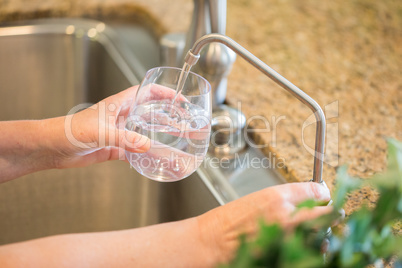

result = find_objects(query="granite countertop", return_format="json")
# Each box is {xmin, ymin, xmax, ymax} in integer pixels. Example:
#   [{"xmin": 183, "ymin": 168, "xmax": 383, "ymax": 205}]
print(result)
[{"xmin": 1, "ymin": 0, "xmax": 401, "ymax": 226}]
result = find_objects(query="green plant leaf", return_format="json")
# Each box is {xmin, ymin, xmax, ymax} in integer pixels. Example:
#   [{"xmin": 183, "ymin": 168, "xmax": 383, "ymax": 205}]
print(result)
[
  {"xmin": 220, "ymin": 235, "xmax": 255, "ymax": 268},
  {"xmin": 281, "ymin": 231, "xmax": 323, "ymax": 268},
  {"xmin": 386, "ymin": 138, "xmax": 402, "ymax": 181},
  {"xmin": 223, "ymin": 138, "xmax": 402, "ymax": 268},
  {"xmin": 331, "ymin": 166, "xmax": 362, "ymax": 211},
  {"xmin": 370, "ymin": 139, "xmax": 402, "ymax": 228},
  {"xmin": 296, "ymin": 199, "xmax": 320, "ymax": 210}
]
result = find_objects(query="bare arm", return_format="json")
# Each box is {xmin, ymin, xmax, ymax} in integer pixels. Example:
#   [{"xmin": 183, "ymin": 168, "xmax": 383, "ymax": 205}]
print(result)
[
  {"xmin": 0, "ymin": 86, "xmax": 150, "ymax": 183},
  {"xmin": 0, "ymin": 86, "xmax": 336, "ymax": 267},
  {"xmin": 0, "ymin": 120, "xmax": 53, "ymax": 182},
  {"xmin": 0, "ymin": 182, "xmax": 333, "ymax": 267},
  {"xmin": 0, "ymin": 218, "xmax": 216, "ymax": 268}
]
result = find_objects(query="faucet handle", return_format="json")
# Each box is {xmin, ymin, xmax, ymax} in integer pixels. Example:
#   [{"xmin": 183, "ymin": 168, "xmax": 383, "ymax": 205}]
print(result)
[
  {"xmin": 208, "ymin": 0, "xmax": 227, "ymax": 34},
  {"xmin": 185, "ymin": 33, "xmax": 326, "ymax": 183},
  {"xmin": 197, "ymin": 42, "xmax": 236, "ymax": 106},
  {"xmin": 160, "ymin": 33, "xmax": 186, "ymax": 67},
  {"xmin": 185, "ymin": 0, "xmax": 210, "ymax": 54}
]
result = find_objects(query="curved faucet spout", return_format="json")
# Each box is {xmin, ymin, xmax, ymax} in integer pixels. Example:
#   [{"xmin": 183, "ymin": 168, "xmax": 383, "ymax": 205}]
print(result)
[{"xmin": 184, "ymin": 33, "xmax": 326, "ymax": 183}]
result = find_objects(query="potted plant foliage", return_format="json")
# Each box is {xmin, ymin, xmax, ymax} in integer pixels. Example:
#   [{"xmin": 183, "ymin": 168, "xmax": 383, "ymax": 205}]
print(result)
[{"xmin": 222, "ymin": 139, "xmax": 402, "ymax": 268}]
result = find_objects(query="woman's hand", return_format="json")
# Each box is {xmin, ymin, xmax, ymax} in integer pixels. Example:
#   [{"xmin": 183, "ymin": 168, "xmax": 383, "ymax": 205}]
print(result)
[
  {"xmin": 48, "ymin": 86, "xmax": 150, "ymax": 169},
  {"xmin": 0, "ymin": 86, "xmax": 150, "ymax": 182},
  {"xmin": 196, "ymin": 181, "xmax": 335, "ymax": 264},
  {"xmin": 0, "ymin": 85, "xmax": 340, "ymax": 266},
  {"xmin": 0, "ymin": 84, "xmax": 194, "ymax": 183},
  {"xmin": 0, "ymin": 182, "xmax": 338, "ymax": 267}
]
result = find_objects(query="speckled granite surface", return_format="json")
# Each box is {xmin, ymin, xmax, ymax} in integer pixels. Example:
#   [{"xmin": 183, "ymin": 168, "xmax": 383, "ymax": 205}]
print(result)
[
  {"xmin": 224, "ymin": 1, "xmax": 401, "ymax": 229},
  {"xmin": 1, "ymin": 0, "xmax": 401, "ymax": 226}
]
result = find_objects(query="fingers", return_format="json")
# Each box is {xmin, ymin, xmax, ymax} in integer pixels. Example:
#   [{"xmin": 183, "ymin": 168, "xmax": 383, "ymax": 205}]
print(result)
[
  {"xmin": 278, "ymin": 182, "xmax": 331, "ymax": 205},
  {"xmin": 289, "ymin": 206, "xmax": 333, "ymax": 228},
  {"xmin": 98, "ymin": 147, "xmax": 131, "ymax": 163},
  {"xmin": 114, "ymin": 86, "xmax": 140, "ymax": 102},
  {"xmin": 150, "ymin": 84, "xmax": 189, "ymax": 102},
  {"xmin": 117, "ymin": 129, "xmax": 150, "ymax": 153},
  {"xmin": 102, "ymin": 125, "xmax": 150, "ymax": 153},
  {"xmin": 77, "ymin": 86, "xmax": 150, "ymax": 153},
  {"xmin": 136, "ymin": 84, "xmax": 189, "ymax": 104},
  {"xmin": 106, "ymin": 86, "xmax": 140, "ymax": 118},
  {"xmin": 117, "ymin": 86, "xmax": 140, "ymax": 114},
  {"xmin": 332, "ymin": 208, "xmax": 345, "ymax": 227}
]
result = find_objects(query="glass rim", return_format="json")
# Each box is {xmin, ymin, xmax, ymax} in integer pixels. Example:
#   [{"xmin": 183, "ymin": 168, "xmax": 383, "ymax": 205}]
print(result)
[{"xmin": 145, "ymin": 66, "xmax": 212, "ymax": 97}]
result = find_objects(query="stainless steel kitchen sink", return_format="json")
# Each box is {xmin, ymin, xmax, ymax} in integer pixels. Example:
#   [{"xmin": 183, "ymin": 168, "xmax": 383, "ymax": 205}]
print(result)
[
  {"xmin": 0, "ymin": 19, "xmax": 221, "ymax": 245},
  {"xmin": 0, "ymin": 18, "xmax": 284, "ymax": 245}
]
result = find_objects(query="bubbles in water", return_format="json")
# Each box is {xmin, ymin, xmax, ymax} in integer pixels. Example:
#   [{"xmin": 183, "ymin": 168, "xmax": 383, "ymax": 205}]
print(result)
[
  {"xmin": 190, "ymin": 120, "xmax": 198, "ymax": 129},
  {"xmin": 126, "ymin": 100, "xmax": 210, "ymax": 182}
]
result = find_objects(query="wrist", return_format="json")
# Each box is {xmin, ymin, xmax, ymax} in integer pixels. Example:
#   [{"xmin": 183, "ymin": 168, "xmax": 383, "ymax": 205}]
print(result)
[
  {"xmin": 195, "ymin": 210, "xmax": 240, "ymax": 266},
  {"xmin": 17, "ymin": 117, "xmax": 72, "ymax": 171},
  {"xmin": 23, "ymin": 118, "xmax": 63, "ymax": 171},
  {"xmin": 38, "ymin": 116, "xmax": 85, "ymax": 170},
  {"xmin": 37, "ymin": 117, "xmax": 67, "ymax": 169}
]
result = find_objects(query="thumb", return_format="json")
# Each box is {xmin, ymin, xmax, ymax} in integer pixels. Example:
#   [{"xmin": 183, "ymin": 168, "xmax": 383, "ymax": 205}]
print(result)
[{"xmin": 115, "ymin": 128, "xmax": 151, "ymax": 153}]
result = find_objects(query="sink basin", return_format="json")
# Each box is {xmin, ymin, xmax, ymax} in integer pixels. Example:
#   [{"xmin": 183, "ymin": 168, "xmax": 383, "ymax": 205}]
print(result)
[
  {"xmin": 0, "ymin": 18, "xmax": 285, "ymax": 245},
  {"xmin": 0, "ymin": 19, "xmax": 220, "ymax": 245}
]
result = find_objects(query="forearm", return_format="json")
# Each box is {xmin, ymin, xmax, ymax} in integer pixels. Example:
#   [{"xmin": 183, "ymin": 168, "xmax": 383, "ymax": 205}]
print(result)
[
  {"xmin": 0, "ymin": 119, "xmax": 64, "ymax": 183},
  {"xmin": 0, "ymin": 217, "xmax": 219, "ymax": 268}
]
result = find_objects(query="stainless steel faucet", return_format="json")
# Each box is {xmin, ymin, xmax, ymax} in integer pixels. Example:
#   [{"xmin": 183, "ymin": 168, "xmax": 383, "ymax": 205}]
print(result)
[
  {"xmin": 184, "ymin": 34, "xmax": 327, "ymax": 184},
  {"xmin": 160, "ymin": 2, "xmax": 326, "ymax": 184},
  {"xmin": 160, "ymin": 0, "xmax": 236, "ymax": 107}
]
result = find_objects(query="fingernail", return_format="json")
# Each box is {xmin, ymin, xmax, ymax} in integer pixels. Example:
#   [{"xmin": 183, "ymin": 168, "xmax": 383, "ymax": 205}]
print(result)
[
  {"xmin": 319, "ymin": 183, "xmax": 331, "ymax": 200},
  {"xmin": 135, "ymin": 147, "xmax": 149, "ymax": 153},
  {"xmin": 321, "ymin": 180, "xmax": 330, "ymax": 191},
  {"xmin": 332, "ymin": 210, "xmax": 346, "ymax": 227}
]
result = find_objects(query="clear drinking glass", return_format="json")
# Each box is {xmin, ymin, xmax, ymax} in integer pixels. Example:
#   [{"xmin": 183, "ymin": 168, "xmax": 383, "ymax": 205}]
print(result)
[{"xmin": 125, "ymin": 67, "xmax": 212, "ymax": 182}]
